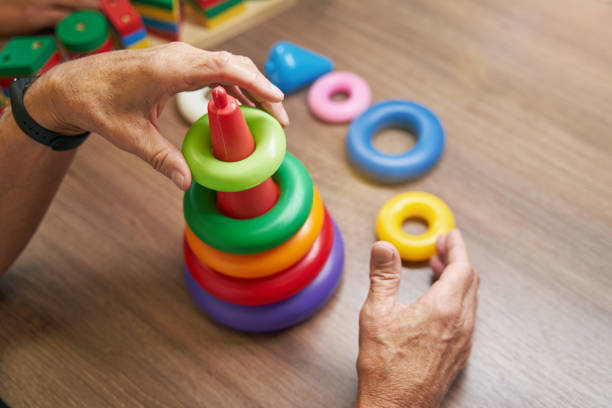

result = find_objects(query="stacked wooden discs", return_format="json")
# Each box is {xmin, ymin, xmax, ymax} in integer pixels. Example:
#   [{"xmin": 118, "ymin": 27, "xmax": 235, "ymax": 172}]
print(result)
[
  {"xmin": 101, "ymin": 0, "xmax": 150, "ymax": 49},
  {"xmin": 55, "ymin": 10, "xmax": 114, "ymax": 59},
  {"xmin": 132, "ymin": 0, "xmax": 181, "ymax": 41}
]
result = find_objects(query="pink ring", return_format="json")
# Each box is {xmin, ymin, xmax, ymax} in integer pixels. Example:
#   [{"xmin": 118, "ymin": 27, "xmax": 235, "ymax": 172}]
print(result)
[{"xmin": 307, "ymin": 71, "xmax": 371, "ymax": 123}]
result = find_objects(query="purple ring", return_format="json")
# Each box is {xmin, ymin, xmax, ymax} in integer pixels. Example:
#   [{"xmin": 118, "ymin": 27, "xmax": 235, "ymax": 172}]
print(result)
[{"xmin": 184, "ymin": 220, "xmax": 344, "ymax": 332}]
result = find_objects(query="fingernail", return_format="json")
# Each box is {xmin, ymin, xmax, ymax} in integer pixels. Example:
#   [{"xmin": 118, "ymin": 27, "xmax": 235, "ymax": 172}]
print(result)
[
  {"xmin": 171, "ymin": 171, "xmax": 185, "ymax": 189},
  {"xmin": 272, "ymin": 86, "xmax": 284, "ymax": 99},
  {"xmin": 279, "ymin": 108, "xmax": 290, "ymax": 126},
  {"xmin": 449, "ymin": 228, "xmax": 462, "ymax": 241},
  {"xmin": 372, "ymin": 243, "xmax": 394, "ymax": 265}
]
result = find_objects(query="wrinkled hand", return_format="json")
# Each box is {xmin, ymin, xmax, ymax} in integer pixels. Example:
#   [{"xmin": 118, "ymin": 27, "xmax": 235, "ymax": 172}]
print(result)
[
  {"xmin": 0, "ymin": 0, "xmax": 100, "ymax": 36},
  {"xmin": 356, "ymin": 230, "xmax": 479, "ymax": 408},
  {"xmin": 24, "ymin": 42, "xmax": 287, "ymax": 190}
]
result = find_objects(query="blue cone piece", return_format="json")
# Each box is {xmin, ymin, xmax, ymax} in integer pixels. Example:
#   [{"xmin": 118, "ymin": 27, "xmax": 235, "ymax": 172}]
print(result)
[{"xmin": 265, "ymin": 41, "xmax": 334, "ymax": 94}]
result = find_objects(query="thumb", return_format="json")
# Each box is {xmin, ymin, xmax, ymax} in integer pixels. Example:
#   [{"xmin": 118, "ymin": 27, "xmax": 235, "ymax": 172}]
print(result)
[
  {"xmin": 366, "ymin": 241, "xmax": 402, "ymax": 308},
  {"xmin": 132, "ymin": 126, "xmax": 192, "ymax": 190}
]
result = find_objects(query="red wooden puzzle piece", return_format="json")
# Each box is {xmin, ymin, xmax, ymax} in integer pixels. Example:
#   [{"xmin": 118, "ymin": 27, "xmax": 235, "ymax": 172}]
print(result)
[{"xmin": 101, "ymin": 0, "xmax": 144, "ymax": 37}]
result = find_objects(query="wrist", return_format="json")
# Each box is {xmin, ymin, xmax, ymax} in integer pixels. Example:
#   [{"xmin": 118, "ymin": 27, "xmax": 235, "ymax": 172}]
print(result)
[{"xmin": 23, "ymin": 74, "xmax": 85, "ymax": 136}]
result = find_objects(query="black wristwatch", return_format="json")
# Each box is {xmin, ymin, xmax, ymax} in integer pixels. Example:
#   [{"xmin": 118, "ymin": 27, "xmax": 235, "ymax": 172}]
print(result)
[{"xmin": 8, "ymin": 77, "xmax": 89, "ymax": 151}]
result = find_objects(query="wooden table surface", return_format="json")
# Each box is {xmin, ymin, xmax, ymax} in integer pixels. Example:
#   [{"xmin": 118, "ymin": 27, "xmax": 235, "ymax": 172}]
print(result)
[{"xmin": 2, "ymin": 1, "xmax": 612, "ymax": 407}]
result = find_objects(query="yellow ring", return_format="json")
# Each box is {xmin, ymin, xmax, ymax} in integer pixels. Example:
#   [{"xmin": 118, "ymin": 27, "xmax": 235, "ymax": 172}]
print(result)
[
  {"xmin": 376, "ymin": 192, "xmax": 455, "ymax": 261},
  {"xmin": 185, "ymin": 188, "xmax": 325, "ymax": 279}
]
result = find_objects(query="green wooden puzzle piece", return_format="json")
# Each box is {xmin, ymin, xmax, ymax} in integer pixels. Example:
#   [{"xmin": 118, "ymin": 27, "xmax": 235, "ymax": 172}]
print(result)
[{"xmin": 0, "ymin": 36, "xmax": 57, "ymax": 77}]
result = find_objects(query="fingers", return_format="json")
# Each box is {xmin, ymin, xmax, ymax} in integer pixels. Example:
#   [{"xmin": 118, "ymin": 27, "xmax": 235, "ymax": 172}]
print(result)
[
  {"xmin": 463, "ymin": 264, "xmax": 480, "ymax": 316},
  {"xmin": 365, "ymin": 241, "xmax": 402, "ymax": 310},
  {"xmin": 445, "ymin": 229, "xmax": 470, "ymax": 264},
  {"xmin": 430, "ymin": 229, "xmax": 469, "ymax": 278},
  {"xmin": 209, "ymin": 84, "xmax": 288, "ymax": 126},
  {"xmin": 34, "ymin": 8, "xmax": 73, "ymax": 28},
  {"xmin": 435, "ymin": 232, "xmax": 448, "ymax": 263},
  {"xmin": 225, "ymin": 85, "xmax": 255, "ymax": 107},
  {"xmin": 239, "ymin": 87, "xmax": 289, "ymax": 127},
  {"xmin": 162, "ymin": 44, "xmax": 289, "ymax": 126},
  {"xmin": 210, "ymin": 51, "xmax": 284, "ymax": 102},
  {"xmin": 423, "ymin": 229, "xmax": 476, "ymax": 304},
  {"xmin": 131, "ymin": 125, "xmax": 192, "ymax": 190},
  {"xmin": 50, "ymin": 0, "xmax": 100, "ymax": 9},
  {"xmin": 264, "ymin": 101, "xmax": 290, "ymax": 127},
  {"xmin": 429, "ymin": 254, "xmax": 445, "ymax": 278},
  {"xmin": 430, "ymin": 263, "xmax": 475, "ymax": 303},
  {"xmin": 33, "ymin": 0, "xmax": 100, "ymax": 31}
]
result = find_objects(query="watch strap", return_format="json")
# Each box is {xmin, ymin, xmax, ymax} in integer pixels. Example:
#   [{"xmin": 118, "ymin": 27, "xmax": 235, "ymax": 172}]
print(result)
[{"xmin": 9, "ymin": 77, "xmax": 89, "ymax": 151}]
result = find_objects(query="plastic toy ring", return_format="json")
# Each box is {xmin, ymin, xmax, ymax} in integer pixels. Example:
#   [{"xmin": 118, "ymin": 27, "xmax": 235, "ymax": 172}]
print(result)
[
  {"xmin": 182, "ymin": 106, "xmax": 287, "ymax": 192},
  {"xmin": 307, "ymin": 71, "xmax": 371, "ymax": 123},
  {"xmin": 376, "ymin": 191, "xmax": 455, "ymax": 262},
  {"xmin": 347, "ymin": 100, "xmax": 444, "ymax": 183},
  {"xmin": 184, "ymin": 210, "xmax": 333, "ymax": 305},
  {"xmin": 185, "ymin": 187, "xmax": 324, "ymax": 277},
  {"xmin": 184, "ymin": 152, "xmax": 314, "ymax": 254},
  {"xmin": 184, "ymin": 219, "xmax": 344, "ymax": 332}
]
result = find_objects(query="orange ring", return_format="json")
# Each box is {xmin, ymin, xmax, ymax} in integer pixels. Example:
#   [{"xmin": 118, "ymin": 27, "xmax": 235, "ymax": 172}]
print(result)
[{"xmin": 185, "ymin": 188, "xmax": 325, "ymax": 279}]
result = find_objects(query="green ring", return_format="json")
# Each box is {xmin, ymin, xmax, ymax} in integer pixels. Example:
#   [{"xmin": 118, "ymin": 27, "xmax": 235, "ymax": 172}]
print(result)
[
  {"xmin": 182, "ymin": 106, "xmax": 287, "ymax": 192},
  {"xmin": 184, "ymin": 153, "xmax": 314, "ymax": 254}
]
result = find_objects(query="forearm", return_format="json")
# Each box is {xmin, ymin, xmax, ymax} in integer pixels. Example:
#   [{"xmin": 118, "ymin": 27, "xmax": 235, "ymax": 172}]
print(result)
[
  {"xmin": 0, "ymin": 97, "xmax": 76, "ymax": 274},
  {"xmin": 0, "ymin": 6, "xmax": 23, "ymax": 36}
]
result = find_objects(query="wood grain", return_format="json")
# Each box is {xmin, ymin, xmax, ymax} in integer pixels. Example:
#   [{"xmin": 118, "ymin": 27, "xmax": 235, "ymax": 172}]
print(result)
[{"xmin": 2, "ymin": 0, "xmax": 612, "ymax": 406}]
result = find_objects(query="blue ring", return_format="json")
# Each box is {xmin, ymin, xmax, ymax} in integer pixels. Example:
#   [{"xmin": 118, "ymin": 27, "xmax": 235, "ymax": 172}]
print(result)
[
  {"xmin": 184, "ymin": 220, "xmax": 344, "ymax": 332},
  {"xmin": 346, "ymin": 100, "xmax": 444, "ymax": 183}
]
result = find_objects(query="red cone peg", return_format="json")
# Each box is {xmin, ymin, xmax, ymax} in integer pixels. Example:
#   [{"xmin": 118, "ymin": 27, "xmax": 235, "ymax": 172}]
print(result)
[{"xmin": 208, "ymin": 86, "xmax": 279, "ymax": 219}]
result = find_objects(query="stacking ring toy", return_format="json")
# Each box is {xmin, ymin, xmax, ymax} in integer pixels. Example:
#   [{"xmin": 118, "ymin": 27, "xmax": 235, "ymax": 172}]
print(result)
[
  {"xmin": 184, "ymin": 220, "xmax": 344, "ymax": 332},
  {"xmin": 182, "ymin": 106, "xmax": 286, "ymax": 192},
  {"xmin": 347, "ymin": 100, "xmax": 444, "ymax": 183},
  {"xmin": 176, "ymin": 87, "xmax": 212, "ymax": 124},
  {"xmin": 184, "ymin": 211, "xmax": 333, "ymax": 305},
  {"xmin": 185, "ymin": 189, "xmax": 324, "ymax": 278},
  {"xmin": 307, "ymin": 71, "xmax": 371, "ymax": 123},
  {"xmin": 376, "ymin": 192, "xmax": 455, "ymax": 262},
  {"xmin": 184, "ymin": 152, "xmax": 314, "ymax": 254}
]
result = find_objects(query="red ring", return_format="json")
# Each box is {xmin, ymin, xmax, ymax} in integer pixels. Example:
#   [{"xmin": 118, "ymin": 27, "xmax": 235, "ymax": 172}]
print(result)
[{"xmin": 184, "ymin": 210, "xmax": 334, "ymax": 306}]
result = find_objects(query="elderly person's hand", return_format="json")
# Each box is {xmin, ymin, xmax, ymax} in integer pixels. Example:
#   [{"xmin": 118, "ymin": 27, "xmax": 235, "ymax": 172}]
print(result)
[
  {"xmin": 23, "ymin": 42, "xmax": 288, "ymax": 190},
  {"xmin": 0, "ymin": 42, "xmax": 286, "ymax": 274},
  {"xmin": 0, "ymin": 0, "xmax": 101, "ymax": 36},
  {"xmin": 356, "ymin": 230, "xmax": 479, "ymax": 408}
]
